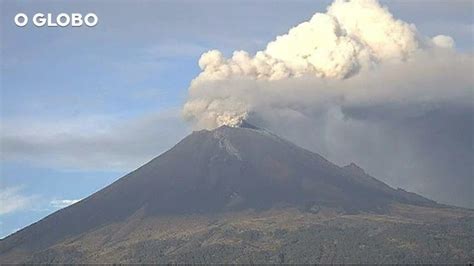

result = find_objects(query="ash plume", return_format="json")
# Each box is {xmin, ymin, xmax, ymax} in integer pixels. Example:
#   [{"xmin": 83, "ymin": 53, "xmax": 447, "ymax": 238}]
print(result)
[{"xmin": 182, "ymin": 0, "xmax": 473, "ymax": 207}]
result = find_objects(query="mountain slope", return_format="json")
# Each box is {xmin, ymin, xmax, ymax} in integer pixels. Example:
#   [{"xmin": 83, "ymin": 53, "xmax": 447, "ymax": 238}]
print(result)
[{"xmin": 1, "ymin": 125, "xmax": 471, "ymax": 263}]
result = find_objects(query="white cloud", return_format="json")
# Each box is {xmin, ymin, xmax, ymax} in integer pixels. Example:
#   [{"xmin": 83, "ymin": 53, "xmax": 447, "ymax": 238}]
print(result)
[
  {"xmin": 50, "ymin": 199, "xmax": 81, "ymax": 209},
  {"xmin": 182, "ymin": 0, "xmax": 469, "ymax": 129},
  {"xmin": 432, "ymin": 35, "xmax": 455, "ymax": 49},
  {"xmin": 0, "ymin": 109, "xmax": 190, "ymax": 171},
  {"xmin": 0, "ymin": 186, "xmax": 36, "ymax": 215}
]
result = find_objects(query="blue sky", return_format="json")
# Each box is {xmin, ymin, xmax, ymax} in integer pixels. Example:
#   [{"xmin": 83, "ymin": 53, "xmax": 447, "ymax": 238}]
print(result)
[{"xmin": 1, "ymin": 0, "xmax": 473, "ymax": 238}]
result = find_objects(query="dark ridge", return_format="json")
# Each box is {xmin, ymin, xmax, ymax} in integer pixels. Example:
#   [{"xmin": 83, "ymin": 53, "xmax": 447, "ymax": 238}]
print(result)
[{"xmin": 238, "ymin": 120, "xmax": 261, "ymax": 130}]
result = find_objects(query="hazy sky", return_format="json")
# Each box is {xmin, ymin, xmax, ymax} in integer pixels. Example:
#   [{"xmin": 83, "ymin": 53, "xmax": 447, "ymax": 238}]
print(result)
[{"xmin": 1, "ymin": 0, "xmax": 473, "ymax": 238}]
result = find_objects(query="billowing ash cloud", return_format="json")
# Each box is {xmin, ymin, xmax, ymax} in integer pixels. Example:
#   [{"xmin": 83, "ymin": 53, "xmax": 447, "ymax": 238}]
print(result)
[
  {"xmin": 183, "ymin": 0, "xmax": 469, "ymax": 128},
  {"xmin": 182, "ymin": 0, "xmax": 473, "ymax": 207}
]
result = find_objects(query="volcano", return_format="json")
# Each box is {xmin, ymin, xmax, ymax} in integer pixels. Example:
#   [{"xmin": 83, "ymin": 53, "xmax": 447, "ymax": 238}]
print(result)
[{"xmin": 0, "ymin": 124, "xmax": 472, "ymax": 263}]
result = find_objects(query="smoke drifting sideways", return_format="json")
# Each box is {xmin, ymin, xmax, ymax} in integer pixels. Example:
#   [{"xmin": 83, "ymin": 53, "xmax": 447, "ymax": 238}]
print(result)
[{"xmin": 182, "ymin": 0, "xmax": 473, "ymax": 208}]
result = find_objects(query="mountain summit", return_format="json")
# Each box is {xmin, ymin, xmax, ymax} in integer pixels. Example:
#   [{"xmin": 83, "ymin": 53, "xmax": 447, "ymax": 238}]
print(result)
[{"xmin": 0, "ymin": 125, "xmax": 471, "ymax": 263}]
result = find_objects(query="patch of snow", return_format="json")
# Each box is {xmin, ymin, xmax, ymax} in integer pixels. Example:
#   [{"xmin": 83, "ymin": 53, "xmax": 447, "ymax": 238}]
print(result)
[{"xmin": 213, "ymin": 131, "xmax": 242, "ymax": 160}]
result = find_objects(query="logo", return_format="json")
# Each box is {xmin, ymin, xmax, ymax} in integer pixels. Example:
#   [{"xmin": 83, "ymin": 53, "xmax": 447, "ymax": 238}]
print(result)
[{"xmin": 14, "ymin": 13, "xmax": 98, "ymax": 27}]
